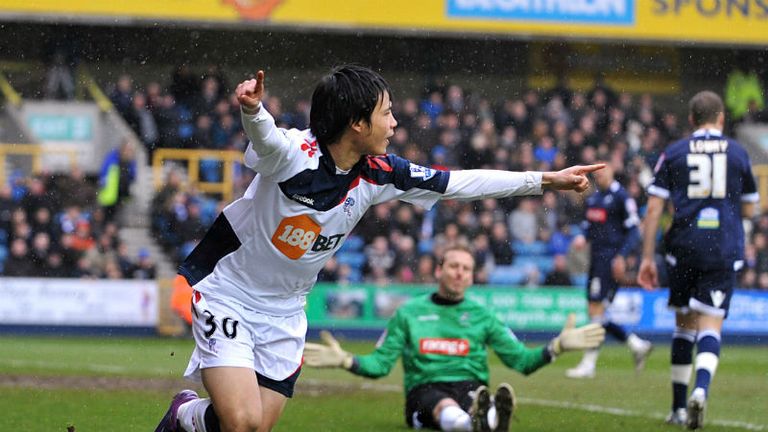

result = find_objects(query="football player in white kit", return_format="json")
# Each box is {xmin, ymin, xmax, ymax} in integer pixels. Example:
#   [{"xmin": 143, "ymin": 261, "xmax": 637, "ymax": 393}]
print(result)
[{"xmin": 155, "ymin": 65, "xmax": 605, "ymax": 432}]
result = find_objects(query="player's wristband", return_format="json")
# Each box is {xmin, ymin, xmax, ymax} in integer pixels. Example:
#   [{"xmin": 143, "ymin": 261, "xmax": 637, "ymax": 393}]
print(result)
[{"xmin": 545, "ymin": 339, "xmax": 559, "ymax": 362}]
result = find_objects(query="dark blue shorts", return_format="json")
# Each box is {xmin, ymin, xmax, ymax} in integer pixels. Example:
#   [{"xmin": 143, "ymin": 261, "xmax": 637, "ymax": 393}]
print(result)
[
  {"xmin": 587, "ymin": 264, "xmax": 619, "ymax": 303},
  {"xmin": 666, "ymin": 258, "xmax": 735, "ymax": 318},
  {"xmin": 257, "ymin": 367, "xmax": 301, "ymax": 398}
]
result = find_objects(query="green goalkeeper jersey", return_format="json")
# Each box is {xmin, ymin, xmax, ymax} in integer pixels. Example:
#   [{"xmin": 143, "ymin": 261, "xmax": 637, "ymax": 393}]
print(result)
[{"xmin": 350, "ymin": 293, "xmax": 550, "ymax": 392}]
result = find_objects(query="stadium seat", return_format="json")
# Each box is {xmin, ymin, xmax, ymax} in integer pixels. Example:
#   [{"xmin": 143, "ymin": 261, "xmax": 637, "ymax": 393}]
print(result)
[
  {"xmin": 488, "ymin": 265, "xmax": 527, "ymax": 285},
  {"xmin": 512, "ymin": 240, "xmax": 548, "ymax": 256},
  {"xmin": 338, "ymin": 235, "xmax": 364, "ymax": 253},
  {"xmin": 571, "ymin": 273, "xmax": 588, "ymax": 287},
  {"xmin": 336, "ymin": 251, "xmax": 366, "ymax": 269}
]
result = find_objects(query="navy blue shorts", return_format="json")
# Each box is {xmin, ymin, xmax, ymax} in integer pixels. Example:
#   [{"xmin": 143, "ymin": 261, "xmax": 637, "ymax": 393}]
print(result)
[
  {"xmin": 666, "ymin": 259, "xmax": 735, "ymax": 318},
  {"xmin": 405, "ymin": 380, "xmax": 483, "ymax": 430},
  {"xmin": 257, "ymin": 367, "xmax": 301, "ymax": 398},
  {"xmin": 587, "ymin": 264, "xmax": 619, "ymax": 303}
]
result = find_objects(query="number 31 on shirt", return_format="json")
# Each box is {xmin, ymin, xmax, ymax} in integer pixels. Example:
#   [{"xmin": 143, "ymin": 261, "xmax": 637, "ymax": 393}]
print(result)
[{"xmin": 687, "ymin": 153, "xmax": 727, "ymax": 199}]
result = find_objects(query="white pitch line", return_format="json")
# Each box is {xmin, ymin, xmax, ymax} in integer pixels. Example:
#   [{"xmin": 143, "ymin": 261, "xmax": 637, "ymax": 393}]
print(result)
[
  {"xmin": 521, "ymin": 397, "xmax": 766, "ymax": 431},
  {"xmin": 300, "ymin": 379, "xmax": 766, "ymax": 431}
]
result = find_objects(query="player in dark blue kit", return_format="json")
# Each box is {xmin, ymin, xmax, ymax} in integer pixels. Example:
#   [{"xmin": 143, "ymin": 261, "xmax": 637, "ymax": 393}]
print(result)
[
  {"xmin": 566, "ymin": 164, "xmax": 653, "ymax": 379},
  {"xmin": 638, "ymin": 91, "xmax": 759, "ymax": 429}
]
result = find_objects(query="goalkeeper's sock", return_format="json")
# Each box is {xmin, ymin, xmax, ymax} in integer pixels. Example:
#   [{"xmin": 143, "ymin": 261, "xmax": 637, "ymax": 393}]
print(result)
[
  {"xmin": 580, "ymin": 348, "xmax": 599, "ymax": 369},
  {"xmin": 178, "ymin": 398, "xmax": 221, "ymax": 432},
  {"xmin": 670, "ymin": 327, "xmax": 696, "ymax": 411},
  {"xmin": 438, "ymin": 405, "xmax": 471, "ymax": 432},
  {"xmin": 693, "ymin": 329, "xmax": 721, "ymax": 397},
  {"xmin": 603, "ymin": 321, "xmax": 628, "ymax": 342}
]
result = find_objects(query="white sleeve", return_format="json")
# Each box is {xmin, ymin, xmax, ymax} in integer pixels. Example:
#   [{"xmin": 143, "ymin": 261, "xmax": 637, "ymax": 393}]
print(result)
[
  {"xmin": 241, "ymin": 105, "xmax": 293, "ymax": 172},
  {"xmin": 442, "ymin": 170, "xmax": 543, "ymax": 200}
]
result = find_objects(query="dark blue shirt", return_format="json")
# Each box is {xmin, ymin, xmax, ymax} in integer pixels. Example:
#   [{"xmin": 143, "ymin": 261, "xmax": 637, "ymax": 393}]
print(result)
[
  {"xmin": 584, "ymin": 181, "xmax": 640, "ymax": 259},
  {"xmin": 648, "ymin": 129, "xmax": 759, "ymax": 270}
]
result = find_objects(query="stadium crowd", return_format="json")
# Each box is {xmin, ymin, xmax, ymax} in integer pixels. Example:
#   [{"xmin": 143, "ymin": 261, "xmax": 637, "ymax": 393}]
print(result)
[
  {"xmin": 0, "ymin": 169, "xmax": 157, "ymax": 279},
  {"xmin": 4, "ymin": 65, "xmax": 766, "ymax": 292}
]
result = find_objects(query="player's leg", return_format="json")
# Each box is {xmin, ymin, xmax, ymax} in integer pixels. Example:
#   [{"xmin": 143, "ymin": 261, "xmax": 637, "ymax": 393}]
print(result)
[
  {"xmin": 406, "ymin": 382, "xmax": 473, "ymax": 431},
  {"xmin": 201, "ymin": 367, "xmax": 263, "ymax": 431},
  {"xmin": 685, "ymin": 268, "xmax": 734, "ymax": 430},
  {"xmin": 256, "ymin": 386, "xmax": 289, "ymax": 431},
  {"xmin": 665, "ymin": 258, "xmax": 696, "ymax": 425},
  {"xmin": 568, "ymin": 269, "xmax": 614, "ymax": 378},
  {"xmin": 253, "ymin": 369, "xmax": 301, "ymax": 431},
  {"xmin": 667, "ymin": 311, "xmax": 696, "ymax": 425}
]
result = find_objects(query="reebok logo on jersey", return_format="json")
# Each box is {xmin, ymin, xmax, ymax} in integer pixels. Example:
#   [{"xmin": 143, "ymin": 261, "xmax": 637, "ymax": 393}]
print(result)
[
  {"xmin": 291, "ymin": 194, "xmax": 315, "ymax": 206},
  {"xmin": 417, "ymin": 314, "xmax": 439, "ymax": 321},
  {"xmin": 711, "ymin": 290, "xmax": 726, "ymax": 308},
  {"xmin": 419, "ymin": 338, "xmax": 470, "ymax": 356}
]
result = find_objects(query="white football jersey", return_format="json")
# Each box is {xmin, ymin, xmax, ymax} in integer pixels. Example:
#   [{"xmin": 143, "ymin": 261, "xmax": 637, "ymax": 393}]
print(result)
[{"xmin": 179, "ymin": 108, "xmax": 452, "ymax": 315}]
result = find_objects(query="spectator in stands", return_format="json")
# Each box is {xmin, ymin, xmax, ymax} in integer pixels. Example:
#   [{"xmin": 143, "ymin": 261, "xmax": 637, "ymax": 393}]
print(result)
[
  {"xmin": 508, "ymin": 198, "xmax": 538, "ymax": 244},
  {"xmin": 543, "ymin": 254, "xmax": 573, "ymax": 287},
  {"xmin": 0, "ymin": 185, "xmax": 14, "ymax": 233},
  {"xmin": 132, "ymin": 248, "xmax": 157, "ymax": 280},
  {"xmin": 20, "ymin": 176, "xmax": 54, "ymax": 216},
  {"xmin": 110, "ymin": 74, "xmax": 135, "ymax": 121},
  {"xmin": 44, "ymin": 49, "xmax": 75, "ymax": 101},
  {"xmin": 98, "ymin": 140, "xmax": 137, "ymax": 222},
  {"xmin": 3, "ymin": 238, "xmax": 34, "ymax": 276}
]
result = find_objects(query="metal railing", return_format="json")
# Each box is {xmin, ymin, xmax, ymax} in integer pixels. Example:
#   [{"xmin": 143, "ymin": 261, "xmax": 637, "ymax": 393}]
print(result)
[
  {"xmin": 0, "ymin": 143, "xmax": 79, "ymax": 185},
  {"xmin": 152, "ymin": 148, "xmax": 242, "ymax": 202}
]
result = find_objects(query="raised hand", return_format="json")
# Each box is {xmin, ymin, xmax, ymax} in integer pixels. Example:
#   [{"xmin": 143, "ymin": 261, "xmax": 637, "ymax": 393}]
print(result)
[
  {"xmin": 542, "ymin": 164, "xmax": 606, "ymax": 193},
  {"xmin": 303, "ymin": 331, "xmax": 354, "ymax": 369},
  {"xmin": 235, "ymin": 70, "xmax": 266, "ymax": 115},
  {"xmin": 551, "ymin": 313, "xmax": 606, "ymax": 354}
]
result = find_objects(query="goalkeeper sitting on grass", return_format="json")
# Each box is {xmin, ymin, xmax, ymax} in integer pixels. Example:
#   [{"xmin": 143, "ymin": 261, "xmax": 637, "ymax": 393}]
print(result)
[{"xmin": 304, "ymin": 244, "xmax": 605, "ymax": 432}]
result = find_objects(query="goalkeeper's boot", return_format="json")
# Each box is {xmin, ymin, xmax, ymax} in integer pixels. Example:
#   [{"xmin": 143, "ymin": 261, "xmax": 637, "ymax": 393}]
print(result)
[
  {"xmin": 665, "ymin": 408, "xmax": 688, "ymax": 426},
  {"xmin": 565, "ymin": 362, "xmax": 595, "ymax": 379},
  {"xmin": 470, "ymin": 385, "xmax": 492, "ymax": 432},
  {"xmin": 631, "ymin": 339, "xmax": 654, "ymax": 372},
  {"xmin": 686, "ymin": 388, "xmax": 706, "ymax": 430},
  {"xmin": 155, "ymin": 389, "xmax": 199, "ymax": 432},
  {"xmin": 493, "ymin": 383, "xmax": 516, "ymax": 432}
]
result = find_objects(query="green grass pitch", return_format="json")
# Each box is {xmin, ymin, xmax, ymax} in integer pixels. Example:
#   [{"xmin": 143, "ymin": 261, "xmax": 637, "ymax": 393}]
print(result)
[{"xmin": 1, "ymin": 335, "xmax": 765, "ymax": 431}]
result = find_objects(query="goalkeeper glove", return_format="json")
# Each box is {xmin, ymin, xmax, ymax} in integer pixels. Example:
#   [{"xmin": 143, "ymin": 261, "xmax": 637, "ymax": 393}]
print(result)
[
  {"xmin": 303, "ymin": 330, "xmax": 354, "ymax": 369},
  {"xmin": 550, "ymin": 313, "xmax": 605, "ymax": 356}
]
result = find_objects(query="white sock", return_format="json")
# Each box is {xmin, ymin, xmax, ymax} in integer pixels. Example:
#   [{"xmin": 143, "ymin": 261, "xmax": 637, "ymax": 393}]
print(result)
[
  {"xmin": 177, "ymin": 397, "xmax": 212, "ymax": 432},
  {"xmin": 579, "ymin": 348, "xmax": 599, "ymax": 369},
  {"xmin": 627, "ymin": 333, "xmax": 648, "ymax": 352},
  {"xmin": 487, "ymin": 405, "xmax": 498, "ymax": 430},
  {"xmin": 439, "ymin": 405, "xmax": 471, "ymax": 431}
]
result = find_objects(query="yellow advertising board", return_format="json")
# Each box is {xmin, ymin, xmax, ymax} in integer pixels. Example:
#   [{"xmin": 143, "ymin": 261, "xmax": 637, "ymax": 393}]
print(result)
[{"xmin": 2, "ymin": 0, "xmax": 768, "ymax": 45}]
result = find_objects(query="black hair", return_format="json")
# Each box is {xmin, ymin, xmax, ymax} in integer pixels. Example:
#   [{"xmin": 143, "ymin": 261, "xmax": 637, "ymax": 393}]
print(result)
[
  {"xmin": 309, "ymin": 65, "xmax": 392, "ymax": 146},
  {"xmin": 689, "ymin": 90, "xmax": 724, "ymax": 127}
]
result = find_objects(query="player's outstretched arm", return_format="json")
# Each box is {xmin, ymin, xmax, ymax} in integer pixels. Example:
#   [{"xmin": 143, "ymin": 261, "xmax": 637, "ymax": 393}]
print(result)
[
  {"xmin": 549, "ymin": 313, "xmax": 605, "ymax": 355},
  {"xmin": 542, "ymin": 164, "xmax": 606, "ymax": 193},
  {"xmin": 303, "ymin": 331, "xmax": 354, "ymax": 370},
  {"xmin": 236, "ymin": 70, "xmax": 265, "ymax": 115}
]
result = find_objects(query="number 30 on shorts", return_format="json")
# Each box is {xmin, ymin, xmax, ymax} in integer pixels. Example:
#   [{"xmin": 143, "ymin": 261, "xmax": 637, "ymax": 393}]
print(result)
[{"xmin": 271, "ymin": 214, "xmax": 322, "ymax": 259}]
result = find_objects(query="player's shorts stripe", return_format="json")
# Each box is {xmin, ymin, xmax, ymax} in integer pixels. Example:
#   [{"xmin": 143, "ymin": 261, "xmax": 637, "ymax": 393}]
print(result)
[{"xmin": 178, "ymin": 213, "xmax": 242, "ymax": 285}]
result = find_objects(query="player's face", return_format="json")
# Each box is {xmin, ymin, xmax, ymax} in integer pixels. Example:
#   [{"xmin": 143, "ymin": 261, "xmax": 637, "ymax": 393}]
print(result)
[
  {"xmin": 356, "ymin": 92, "xmax": 397, "ymax": 155},
  {"xmin": 436, "ymin": 250, "xmax": 475, "ymax": 300}
]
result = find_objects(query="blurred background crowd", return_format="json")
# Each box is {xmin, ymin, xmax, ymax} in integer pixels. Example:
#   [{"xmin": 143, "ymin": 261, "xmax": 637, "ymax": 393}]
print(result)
[{"xmin": 3, "ymin": 63, "xmax": 768, "ymax": 291}]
